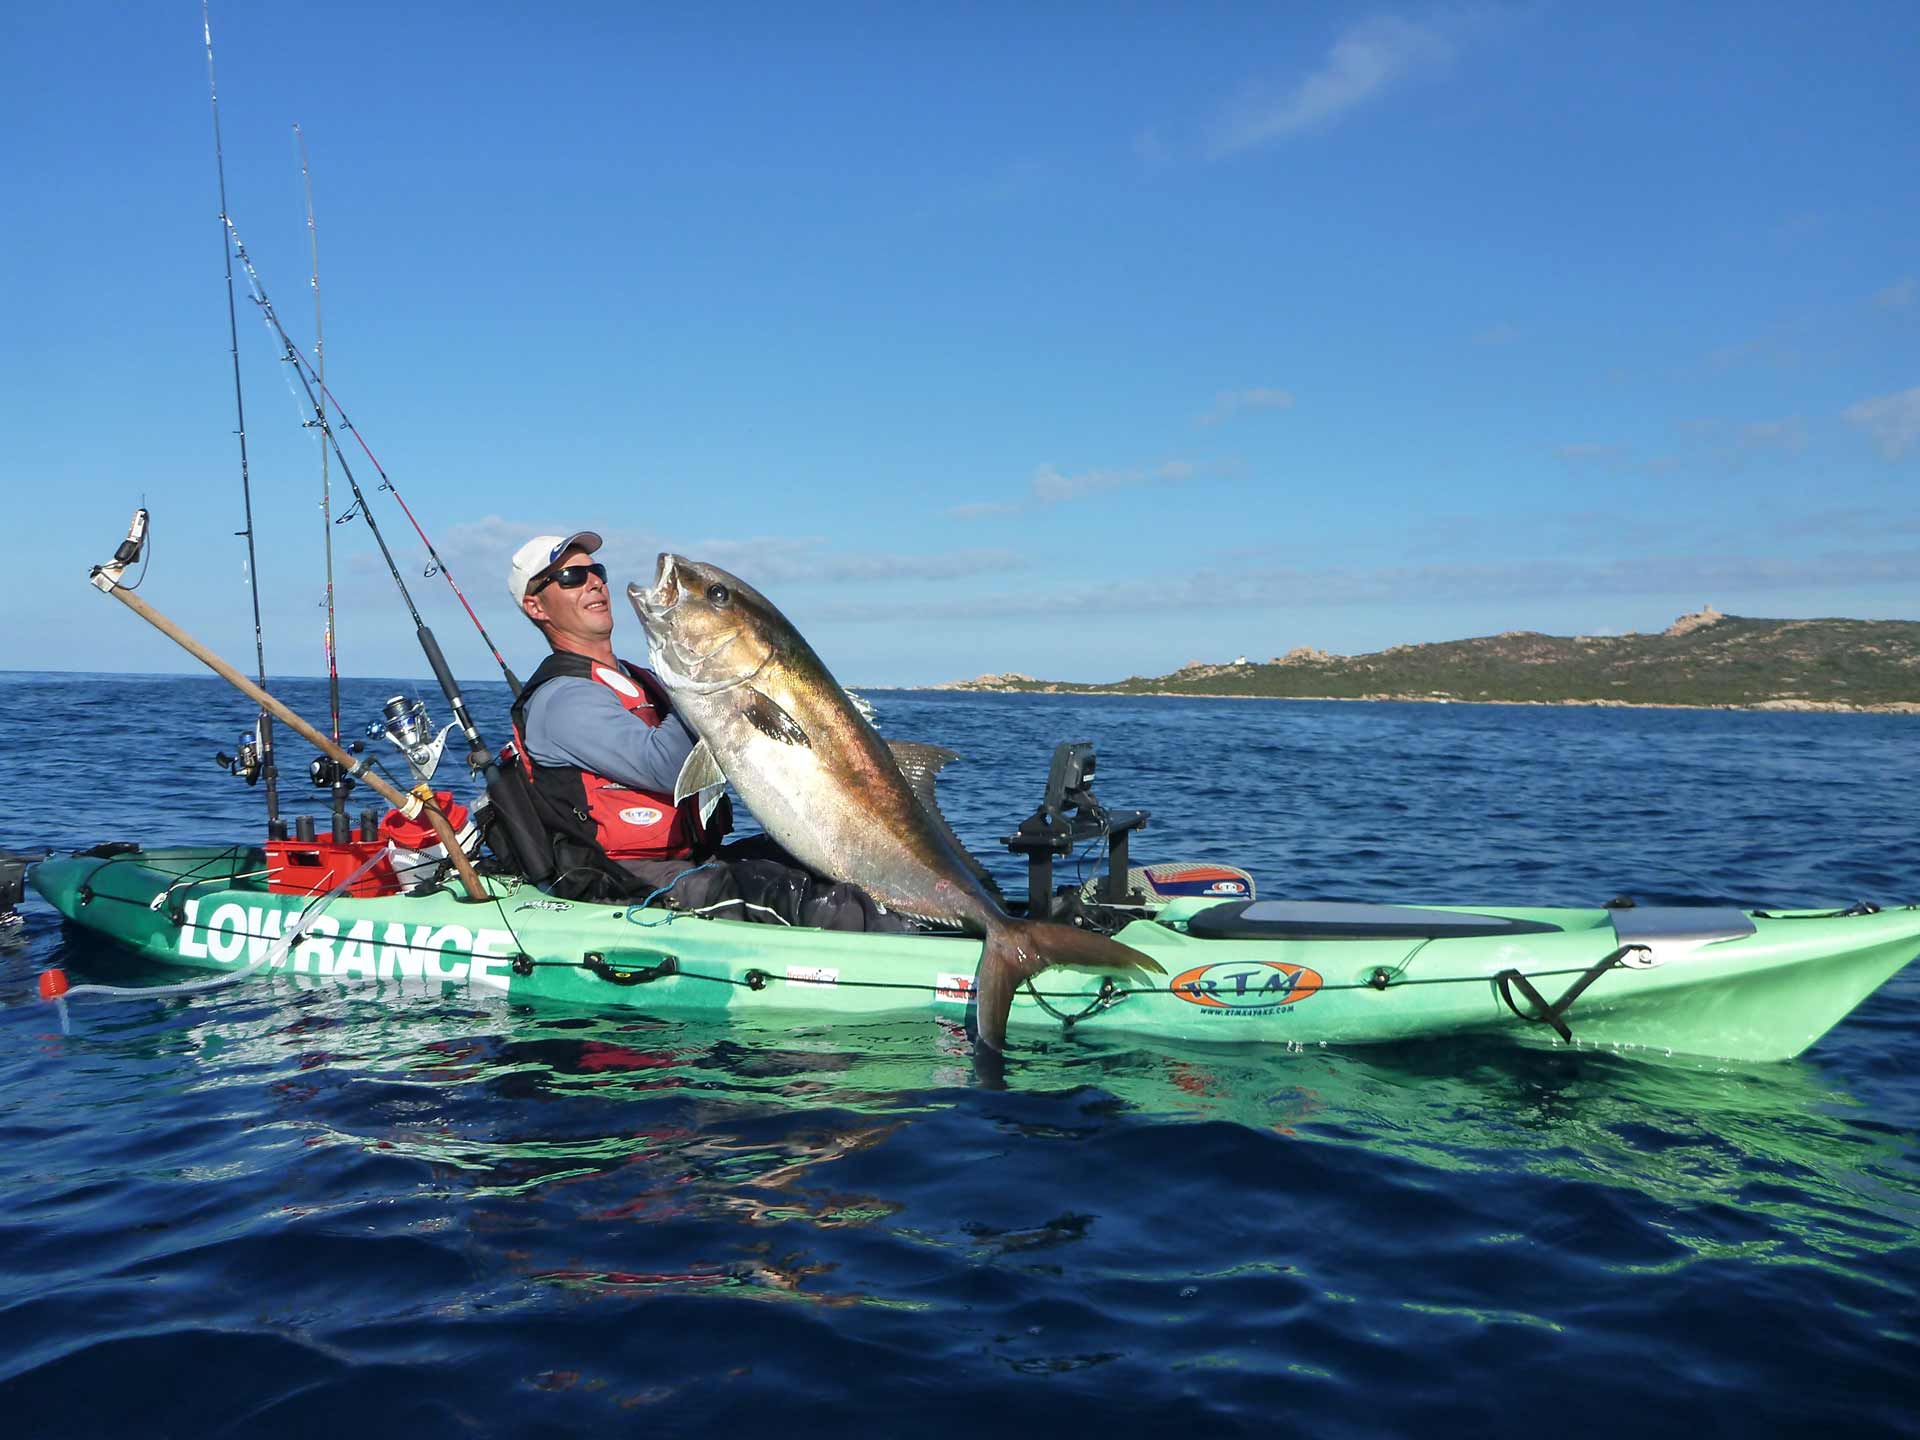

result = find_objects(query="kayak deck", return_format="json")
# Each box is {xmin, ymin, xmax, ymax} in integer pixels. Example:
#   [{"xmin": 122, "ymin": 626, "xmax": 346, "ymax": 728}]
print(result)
[{"xmin": 28, "ymin": 845, "xmax": 1920, "ymax": 1063}]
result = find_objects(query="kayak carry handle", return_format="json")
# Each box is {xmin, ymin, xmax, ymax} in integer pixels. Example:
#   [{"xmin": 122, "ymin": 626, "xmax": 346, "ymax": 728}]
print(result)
[{"xmin": 1495, "ymin": 944, "xmax": 1651, "ymax": 1042}]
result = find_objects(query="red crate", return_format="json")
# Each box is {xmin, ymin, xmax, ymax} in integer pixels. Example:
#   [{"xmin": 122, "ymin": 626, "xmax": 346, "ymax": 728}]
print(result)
[{"xmin": 266, "ymin": 836, "xmax": 400, "ymax": 897}]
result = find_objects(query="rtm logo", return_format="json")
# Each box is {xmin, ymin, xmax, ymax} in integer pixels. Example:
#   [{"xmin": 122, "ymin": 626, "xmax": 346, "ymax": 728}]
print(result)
[{"xmin": 1170, "ymin": 961, "xmax": 1323, "ymax": 1013}]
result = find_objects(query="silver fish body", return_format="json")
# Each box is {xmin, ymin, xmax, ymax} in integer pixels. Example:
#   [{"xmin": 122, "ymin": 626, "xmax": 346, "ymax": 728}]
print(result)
[{"xmin": 629, "ymin": 553, "xmax": 1159, "ymax": 1049}]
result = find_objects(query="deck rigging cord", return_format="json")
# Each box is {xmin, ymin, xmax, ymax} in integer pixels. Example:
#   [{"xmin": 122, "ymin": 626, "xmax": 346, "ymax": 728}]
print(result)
[
  {"xmin": 40, "ymin": 847, "xmax": 391, "ymax": 1030},
  {"xmin": 202, "ymin": 0, "xmax": 283, "ymax": 836},
  {"xmin": 295, "ymin": 122, "xmax": 341, "ymax": 743}
]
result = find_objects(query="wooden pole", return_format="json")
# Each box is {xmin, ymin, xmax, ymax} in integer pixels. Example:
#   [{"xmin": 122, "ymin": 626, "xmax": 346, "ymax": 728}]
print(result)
[{"xmin": 92, "ymin": 569, "xmax": 490, "ymax": 902}]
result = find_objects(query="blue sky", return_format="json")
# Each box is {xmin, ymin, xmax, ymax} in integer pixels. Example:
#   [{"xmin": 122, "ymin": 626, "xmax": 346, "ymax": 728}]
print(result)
[{"xmin": 2, "ymin": 2, "xmax": 1915, "ymax": 687}]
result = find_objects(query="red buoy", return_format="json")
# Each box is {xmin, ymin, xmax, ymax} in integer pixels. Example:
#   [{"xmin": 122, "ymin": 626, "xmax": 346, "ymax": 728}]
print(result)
[{"xmin": 38, "ymin": 968, "xmax": 71, "ymax": 1000}]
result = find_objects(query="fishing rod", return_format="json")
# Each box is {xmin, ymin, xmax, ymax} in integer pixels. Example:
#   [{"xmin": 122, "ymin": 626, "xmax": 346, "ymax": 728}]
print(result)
[
  {"xmin": 90, "ymin": 511, "xmax": 489, "ymax": 903},
  {"xmin": 295, "ymin": 122, "xmax": 341, "ymax": 743},
  {"xmin": 223, "ymin": 183, "xmax": 522, "ymax": 699},
  {"xmin": 202, "ymin": 0, "xmax": 284, "ymax": 837},
  {"xmin": 219, "ymin": 192, "xmax": 521, "ymax": 696},
  {"xmin": 301, "ymin": 367, "xmax": 525, "ymax": 698},
  {"xmin": 223, "ymin": 214, "xmax": 491, "ymax": 762}
]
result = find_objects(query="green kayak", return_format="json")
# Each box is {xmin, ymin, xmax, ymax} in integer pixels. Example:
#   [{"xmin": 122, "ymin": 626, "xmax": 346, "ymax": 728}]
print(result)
[{"xmin": 28, "ymin": 844, "xmax": 1920, "ymax": 1063}]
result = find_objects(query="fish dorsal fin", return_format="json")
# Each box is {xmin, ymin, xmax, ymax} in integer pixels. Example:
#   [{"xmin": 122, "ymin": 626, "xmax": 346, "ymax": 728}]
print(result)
[
  {"xmin": 887, "ymin": 740, "xmax": 1005, "ymax": 902},
  {"xmin": 886, "ymin": 740, "xmax": 959, "ymax": 814},
  {"xmin": 744, "ymin": 688, "xmax": 811, "ymax": 748}
]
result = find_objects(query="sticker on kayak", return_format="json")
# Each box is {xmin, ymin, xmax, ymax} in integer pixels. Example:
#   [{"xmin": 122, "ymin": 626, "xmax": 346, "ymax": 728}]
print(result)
[
  {"xmin": 1141, "ymin": 864, "xmax": 1253, "ymax": 898},
  {"xmin": 175, "ymin": 899, "xmax": 518, "ymax": 991},
  {"xmin": 784, "ymin": 965, "xmax": 839, "ymax": 988},
  {"xmin": 1170, "ymin": 960, "xmax": 1323, "ymax": 1014},
  {"xmin": 935, "ymin": 972, "xmax": 975, "ymax": 1002}
]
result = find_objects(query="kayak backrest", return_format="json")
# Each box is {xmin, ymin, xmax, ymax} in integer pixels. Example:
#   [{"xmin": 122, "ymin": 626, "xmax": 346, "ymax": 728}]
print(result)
[{"xmin": 1185, "ymin": 900, "xmax": 1564, "ymax": 941}]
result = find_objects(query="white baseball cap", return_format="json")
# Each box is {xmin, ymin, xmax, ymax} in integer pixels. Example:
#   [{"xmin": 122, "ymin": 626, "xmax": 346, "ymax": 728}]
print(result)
[{"xmin": 508, "ymin": 530, "xmax": 604, "ymax": 601}]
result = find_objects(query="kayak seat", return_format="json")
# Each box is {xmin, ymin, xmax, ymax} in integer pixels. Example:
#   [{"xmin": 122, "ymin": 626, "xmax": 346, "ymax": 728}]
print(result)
[
  {"xmin": 1609, "ymin": 907, "xmax": 1755, "ymax": 946},
  {"xmin": 1186, "ymin": 900, "xmax": 1564, "ymax": 941}
]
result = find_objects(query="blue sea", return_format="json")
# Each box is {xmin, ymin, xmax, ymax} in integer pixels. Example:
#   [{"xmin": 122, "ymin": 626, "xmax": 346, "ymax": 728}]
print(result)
[{"xmin": 3, "ymin": 671, "xmax": 1917, "ymax": 1436}]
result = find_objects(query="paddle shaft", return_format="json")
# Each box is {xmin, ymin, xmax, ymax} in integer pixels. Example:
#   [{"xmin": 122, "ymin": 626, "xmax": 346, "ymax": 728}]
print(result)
[{"xmin": 94, "ymin": 577, "xmax": 490, "ymax": 902}]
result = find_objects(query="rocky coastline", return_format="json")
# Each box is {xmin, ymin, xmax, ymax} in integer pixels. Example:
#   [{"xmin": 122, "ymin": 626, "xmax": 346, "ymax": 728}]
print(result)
[{"xmin": 931, "ymin": 609, "xmax": 1920, "ymax": 714}]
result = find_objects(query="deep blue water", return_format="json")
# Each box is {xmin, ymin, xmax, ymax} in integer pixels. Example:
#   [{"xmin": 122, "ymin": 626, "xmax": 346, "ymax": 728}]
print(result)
[{"xmin": 3, "ymin": 671, "xmax": 1917, "ymax": 1436}]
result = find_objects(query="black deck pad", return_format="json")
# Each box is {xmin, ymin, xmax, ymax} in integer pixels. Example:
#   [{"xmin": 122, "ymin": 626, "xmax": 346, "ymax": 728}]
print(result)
[{"xmin": 1186, "ymin": 900, "xmax": 1564, "ymax": 941}]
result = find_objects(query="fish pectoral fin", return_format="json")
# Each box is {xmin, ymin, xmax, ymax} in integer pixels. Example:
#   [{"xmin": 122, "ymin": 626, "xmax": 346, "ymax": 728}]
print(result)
[
  {"xmin": 743, "ymin": 688, "xmax": 812, "ymax": 748},
  {"xmin": 672, "ymin": 738, "xmax": 728, "ymax": 806}
]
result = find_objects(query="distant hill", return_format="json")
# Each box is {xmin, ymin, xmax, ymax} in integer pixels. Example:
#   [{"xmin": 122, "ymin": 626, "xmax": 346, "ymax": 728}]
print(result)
[{"xmin": 938, "ymin": 609, "xmax": 1920, "ymax": 712}]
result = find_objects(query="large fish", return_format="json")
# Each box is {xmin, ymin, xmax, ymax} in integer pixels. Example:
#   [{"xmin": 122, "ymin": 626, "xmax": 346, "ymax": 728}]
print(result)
[{"xmin": 628, "ymin": 553, "xmax": 1161, "ymax": 1051}]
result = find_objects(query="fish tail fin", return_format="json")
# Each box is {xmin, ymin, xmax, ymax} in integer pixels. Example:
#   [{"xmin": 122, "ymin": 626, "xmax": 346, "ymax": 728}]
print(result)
[{"xmin": 971, "ymin": 919, "xmax": 1165, "ymax": 1053}]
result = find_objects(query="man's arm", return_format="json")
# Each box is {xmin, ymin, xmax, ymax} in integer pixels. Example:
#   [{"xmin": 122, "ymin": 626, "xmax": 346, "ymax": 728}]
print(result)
[{"xmin": 522, "ymin": 677, "xmax": 697, "ymax": 794}]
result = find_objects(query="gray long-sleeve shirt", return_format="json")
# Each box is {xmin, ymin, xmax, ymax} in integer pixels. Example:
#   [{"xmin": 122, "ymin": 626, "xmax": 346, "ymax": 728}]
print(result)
[{"xmin": 520, "ymin": 675, "xmax": 697, "ymax": 795}]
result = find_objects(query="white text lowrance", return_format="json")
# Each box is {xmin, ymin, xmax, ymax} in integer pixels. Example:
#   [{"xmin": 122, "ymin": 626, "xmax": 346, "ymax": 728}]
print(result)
[{"xmin": 178, "ymin": 899, "xmax": 519, "ymax": 990}]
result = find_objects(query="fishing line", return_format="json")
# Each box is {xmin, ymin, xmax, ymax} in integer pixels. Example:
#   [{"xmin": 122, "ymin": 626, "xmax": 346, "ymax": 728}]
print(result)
[
  {"xmin": 44, "ymin": 847, "xmax": 388, "ymax": 1027},
  {"xmin": 299, "ymin": 369, "xmax": 526, "ymax": 695},
  {"xmin": 201, "ymin": 0, "xmax": 282, "ymax": 834},
  {"xmin": 295, "ymin": 122, "xmax": 341, "ymax": 742},
  {"xmin": 222, "ymin": 213, "xmax": 510, "ymax": 800}
]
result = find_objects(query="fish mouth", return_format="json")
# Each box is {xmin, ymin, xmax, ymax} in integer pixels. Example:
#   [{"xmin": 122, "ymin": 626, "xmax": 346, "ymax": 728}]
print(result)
[
  {"xmin": 628, "ymin": 552, "xmax": 682, "ymax": 621},
  {"xmin": 627, "ymin": 552, "xmax": 763, "ymax": 692}
]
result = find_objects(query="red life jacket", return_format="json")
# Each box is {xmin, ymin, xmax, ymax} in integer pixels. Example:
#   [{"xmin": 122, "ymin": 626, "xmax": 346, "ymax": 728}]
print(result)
[{"xmin": 508, "ymin": 652, "xmax": 719, "ymax": 865}]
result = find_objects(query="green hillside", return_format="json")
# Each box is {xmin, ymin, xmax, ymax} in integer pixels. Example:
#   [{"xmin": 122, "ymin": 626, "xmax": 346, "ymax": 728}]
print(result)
[{"xmin": 943, "ymin": 611, "xmax": 1920, "ymax": 710}]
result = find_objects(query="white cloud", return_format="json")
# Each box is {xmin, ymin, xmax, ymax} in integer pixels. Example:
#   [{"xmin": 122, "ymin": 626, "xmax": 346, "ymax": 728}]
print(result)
[
  {"xmin": 944, "ymin": 500, "xmax": 1023, "ymax": 521},
  {"xmin": 1208, "ymin": 16, "xmax": 1456, "ymax": 156},
  {"xmin": 1737, "ymin": 416, "xmax": 1805, "ymax": 457},
  {"xmin": 1133, "ymin": 127, "xmax": 1171, "ymax": 171},
  {"xmin": 684, "ymin": 536, "xmax": 1027, "ymax": 584},
  {"xmin": 1030, "ymin": 464, "xmax": 1139, "ymax": 502},
  {"xmin": 1873, "ymin": 278, "xmax": 1914, "ymax": 312},
  {"xmin": 1843, "ymin": 386, "xmax": 1920, "ymax": 461},
  {"xmin": 810, "ymin": 546, "xmax": 1920, "ymax": 624},
  {"xmin": 1198, "ymin": 387, "xmax": 1295, "ymax": 426},
  {"xmin": 951, "ymin": 459, "xmax": 1212, "ymax": 517},
  {"xmin": 1707, "ymin": 337, "xmax": 1799, "ymax": 372},
  {"xmin": 433, "ymin": 518, "xmax": 1026, "ymax": 592},
  {"xmin": 1030, "ymin": 460, "xmax": 1212, "ymax": 503},
  {"xmin": 1553, "ymin": 442, "xmax": 1631, "ymax": 472}
]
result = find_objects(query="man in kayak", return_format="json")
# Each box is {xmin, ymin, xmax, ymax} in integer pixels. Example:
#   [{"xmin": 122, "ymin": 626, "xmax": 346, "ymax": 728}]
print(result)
[{"xmin": 505, "ymin": 530, "xmax": 901, "ymax": 929}]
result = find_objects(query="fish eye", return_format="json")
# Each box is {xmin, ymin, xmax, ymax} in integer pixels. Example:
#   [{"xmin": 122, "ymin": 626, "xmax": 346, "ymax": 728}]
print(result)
[{"xmin": 706, "ymin": 584, "xmax": 731, "ymax": 608}]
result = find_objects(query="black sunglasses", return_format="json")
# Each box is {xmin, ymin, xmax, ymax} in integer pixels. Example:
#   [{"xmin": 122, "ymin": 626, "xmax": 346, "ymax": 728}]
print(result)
[{"xmin": 530, "ymin": 562, "xmax": 607, "ymax": 596}]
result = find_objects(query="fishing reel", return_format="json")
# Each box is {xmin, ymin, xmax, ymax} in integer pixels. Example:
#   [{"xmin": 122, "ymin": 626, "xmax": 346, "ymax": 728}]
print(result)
[
  {"xmin": 367, "ymin": 695, "xmax": 455, "ymax": 786},
  {"xmin": 214, "ymin": 727, "xmax": 263, "ymax": 786},
  {"xmin": 308, "ymin": 752, "xmax": 362, "ymax": 789}
]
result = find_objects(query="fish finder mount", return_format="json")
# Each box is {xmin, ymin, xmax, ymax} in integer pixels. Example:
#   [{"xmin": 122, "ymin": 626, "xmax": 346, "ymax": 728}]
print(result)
[{"xmin": 1002, "ymin": 741, "xmax": 1149, "ymax": 919}]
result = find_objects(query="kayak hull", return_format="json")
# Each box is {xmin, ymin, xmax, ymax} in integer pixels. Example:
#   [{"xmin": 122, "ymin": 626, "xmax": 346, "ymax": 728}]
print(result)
[{"xmin": 29, "ymin": 846, "xmax": 1920, "ymax": 1063}]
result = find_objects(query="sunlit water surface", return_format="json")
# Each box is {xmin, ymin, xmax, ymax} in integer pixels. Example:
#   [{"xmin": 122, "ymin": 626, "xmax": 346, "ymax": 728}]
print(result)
[{"xmin": 3, "ymin": 674, "xmax": 1916, "ymax": 1435}]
